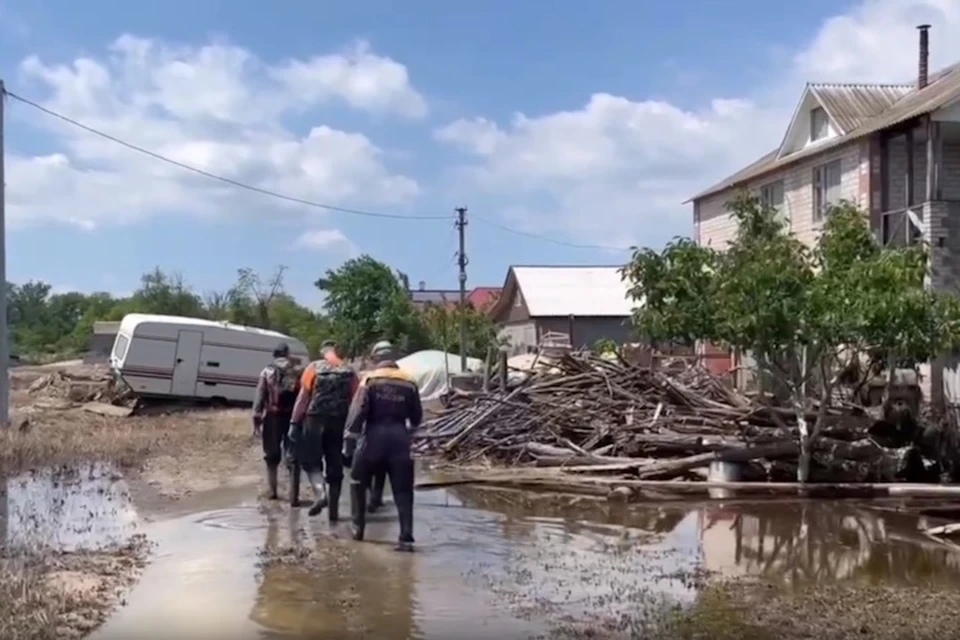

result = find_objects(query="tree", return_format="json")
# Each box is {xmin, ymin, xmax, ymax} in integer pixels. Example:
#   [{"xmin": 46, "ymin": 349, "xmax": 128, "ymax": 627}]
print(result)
[
  {"xmin": 421, "ymin": 302, "xmax": 501, "ymax": 359},
  {"xmin": 622, "ymin": 194, "xmax": 960, "ymax": 482},
  {"xmin": 315, "ymin": 255, "xmax": 428, "ymax": 357}
]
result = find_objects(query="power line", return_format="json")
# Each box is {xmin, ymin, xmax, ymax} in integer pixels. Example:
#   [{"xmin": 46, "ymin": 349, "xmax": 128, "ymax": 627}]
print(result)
[
  {"xmin": 4, "ymin": 86, "xmax": 638, "ymax": 249},
  {"xmin": 2, "ymin": 88, "xmax": 454, "ymax": 221},
  {"xmin": 471, "ymin": 214, "xmax": 632, "ymax": 252}
]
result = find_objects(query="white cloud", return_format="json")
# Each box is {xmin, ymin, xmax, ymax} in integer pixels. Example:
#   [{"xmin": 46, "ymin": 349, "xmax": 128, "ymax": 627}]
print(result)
[
  {"xmin": 6, "ymin": 35, "xmax": 425, "ymax": 229},
  {"xmin": 435, "ymin": 0, "xmax": 960, "ymax": 249},
  {"xmin": 294, "ymin": 228, "xmax": 358, "ymax": 255}
]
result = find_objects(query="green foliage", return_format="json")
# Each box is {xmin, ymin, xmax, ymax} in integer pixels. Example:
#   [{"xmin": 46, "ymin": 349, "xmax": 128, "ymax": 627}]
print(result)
[
  {"xmin": 421, "ymin": 302, "xmax": 502, "ymax": 359},
  {"xmin": 8, "ymin": 256, "xmax": 500, "ymax": 364},
  {"xmin": 622, "ymin": 194, "xmax": 960, "ymax": 481},
  {"xmin": 315, "ymin": 254, "xmax": 499, "ymax": 358}
]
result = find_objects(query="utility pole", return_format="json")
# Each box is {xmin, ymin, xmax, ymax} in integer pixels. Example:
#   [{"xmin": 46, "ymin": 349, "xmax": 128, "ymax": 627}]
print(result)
[
  {"xmin": 455, "ymin": 206, "xmax": 468, "ymax": 371},
  {"xmin": 0, "ymin": 80, "xmax": 8, "ymax": 428}
]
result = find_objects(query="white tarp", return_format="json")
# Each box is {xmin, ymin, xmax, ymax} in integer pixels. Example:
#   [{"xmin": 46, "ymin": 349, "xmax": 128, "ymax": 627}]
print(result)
[{"xmin": 396, "ymin": 350, "xmax": 485, "ymax": 401}]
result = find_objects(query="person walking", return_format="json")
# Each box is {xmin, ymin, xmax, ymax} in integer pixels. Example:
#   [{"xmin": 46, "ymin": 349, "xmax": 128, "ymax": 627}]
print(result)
[
  {"xmin": 288, "ymin": 340, "xmax": 359, "ymax": 521},
  {"xmin": 252, "ymin": 343, "xmax": 302, "ymax": 501},
  {"xmin": 343, "ymin": 344, "xmax": 422, "ymax": 551}
]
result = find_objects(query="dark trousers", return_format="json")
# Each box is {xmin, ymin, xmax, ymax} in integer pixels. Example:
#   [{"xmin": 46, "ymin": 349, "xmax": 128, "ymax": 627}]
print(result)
[
  {"xmin": 298, "ymin": 415, "xmax": 346, "ymax": 484},
  {"xmin": 261, "ymin": 412, "xmax": 292, "ymax": 467},
  {"xmin": 353, "ymin": 424, "xmax": 414, "ymax": 495}
]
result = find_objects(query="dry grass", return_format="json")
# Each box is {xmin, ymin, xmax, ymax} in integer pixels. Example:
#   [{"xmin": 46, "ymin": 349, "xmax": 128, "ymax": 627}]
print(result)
[
  {"xmin": 0, "ymin": 406, "xmax": 254, "ymax": 476},
  {"xmin": 0, "ymin": 536, "xmax": 150, "ymax": 640}
]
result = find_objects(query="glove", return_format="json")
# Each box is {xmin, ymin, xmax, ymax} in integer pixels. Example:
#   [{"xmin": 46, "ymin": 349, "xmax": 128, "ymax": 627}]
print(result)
[
  {"xmin": 252, "ymin": 415, "xmax": 263, "ymax": 437},
  {"xmin": 287, "ymin": 423, "xmax": 302, "ymax": 445},
  {"xmin": 342, "ymin": 439, "xmax": 356, "ymax": 468}
]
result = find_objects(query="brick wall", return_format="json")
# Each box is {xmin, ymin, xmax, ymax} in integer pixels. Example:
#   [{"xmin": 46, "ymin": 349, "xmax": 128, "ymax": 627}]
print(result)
[{"xmin": 695, "ymin": 142, "xmax": 864, "ymax": 250}]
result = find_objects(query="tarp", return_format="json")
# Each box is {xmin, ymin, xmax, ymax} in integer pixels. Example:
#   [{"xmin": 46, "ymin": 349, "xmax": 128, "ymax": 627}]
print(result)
[{"xmin": 396, "ymin": 350, "xmax": 485, "ymax": 401}]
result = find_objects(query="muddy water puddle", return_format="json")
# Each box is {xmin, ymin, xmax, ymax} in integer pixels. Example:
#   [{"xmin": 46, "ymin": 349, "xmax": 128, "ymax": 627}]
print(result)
[
  {"xmin": 8, "ymin": 466, "xmax": 960, "ymax": 638},
  {"xmin": 0, "ymin": 462, "xmax": 138, "ymax": 552}
]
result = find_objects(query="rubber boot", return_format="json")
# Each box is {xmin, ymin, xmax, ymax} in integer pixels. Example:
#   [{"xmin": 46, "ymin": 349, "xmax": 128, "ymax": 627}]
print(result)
[
  {"xmin": 266, "ymin": 463, "xmax": 279, "ymax": 500},
  {"xmin": 289, "ymin": 463, "xmax": 301, "ymax": 507},
  {"xmin": 350, "ymin": 482, "xmax": 367, "ymax": 541},
  {"xmin": 327, "ymin": 481, "xmax": 342, "ymax": 523},
  {"xmin": 307, "ymin": 471, "xmax": 328, "ymax": 517},
  {"xmin": 394, "ymin": 491, "xmax": 415, "ymax": 552},
  {"xmin": 368, "ymin": 472, "xmax": 385, "ymax": 514}
]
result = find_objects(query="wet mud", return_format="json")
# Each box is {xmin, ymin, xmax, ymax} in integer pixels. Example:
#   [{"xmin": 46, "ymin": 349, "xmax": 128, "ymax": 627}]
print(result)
[{"xmin": 8, "ymin": 460, "xmax": 960, "ymax": 638}]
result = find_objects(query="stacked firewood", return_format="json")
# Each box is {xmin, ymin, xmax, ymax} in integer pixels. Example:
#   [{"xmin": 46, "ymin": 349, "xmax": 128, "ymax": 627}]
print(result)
[{"xmin": 414, "ymin": 353, "xmax": 958, "ymax": 484}]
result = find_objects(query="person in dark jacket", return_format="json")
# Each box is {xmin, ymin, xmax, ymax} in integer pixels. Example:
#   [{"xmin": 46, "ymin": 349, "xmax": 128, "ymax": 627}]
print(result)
[
  {"xmin": 289, "ymin": 340, "xmax": 359, "ymax": 520},
  {"xmin": 364, "ymin": 341, "xmax": 397, "ymax": 514},
  {"xmin": 252, "ymin": 342, "xmax": 302, "ymax": 500},
  {"xmin": 343, "ymin": 349, "xmax": 422, "ymax": 551}
]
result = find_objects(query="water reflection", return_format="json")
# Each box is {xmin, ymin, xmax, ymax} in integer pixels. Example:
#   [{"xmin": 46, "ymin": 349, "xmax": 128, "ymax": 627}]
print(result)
[
  {"xmin": 250, "ymin": 508, "xmax": 417, "ymax": 638},
  {"xmin": 697, "ymin": 502, "xmax": 960, "ymax": 584},
  {"xmin": 0, "ymin": 462, "xmax": 138, "ymax": 552}
]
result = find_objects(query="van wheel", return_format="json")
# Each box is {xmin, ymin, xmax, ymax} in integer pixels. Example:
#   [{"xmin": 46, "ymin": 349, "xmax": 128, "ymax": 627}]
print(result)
[{"xmin": 210, "ymin": 396, "xmax": 228, "ymax": 407}]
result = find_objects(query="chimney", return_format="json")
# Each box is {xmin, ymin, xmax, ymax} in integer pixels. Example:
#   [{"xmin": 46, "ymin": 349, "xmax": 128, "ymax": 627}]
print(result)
[
  {"xmin": 918, "ymin": 24, "xmax": 931, "ymax": 89},
  {"xmin": 418, "ymin": 280, "xmax": 426, "ymax": 291}
]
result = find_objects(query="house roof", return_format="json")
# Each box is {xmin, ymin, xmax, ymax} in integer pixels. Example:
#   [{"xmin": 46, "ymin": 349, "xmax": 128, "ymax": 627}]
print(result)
[
  {"xmin": 92, "ymin": 321, "xmax": 121, "ymax": 335},
  {"xmin": 689, "ymin": 61, "xmax": 960, "ymax": 203},
  {"xmin": 504, "ymin": 265, "xmax": 634, "ymax": 318},
  {"xmin": 410, "ymin": 289, "xmax": 458, "ymax": 304},
  {"xmin": 467, "ymin": 286, "xmax": 501, "ymax": 310}
]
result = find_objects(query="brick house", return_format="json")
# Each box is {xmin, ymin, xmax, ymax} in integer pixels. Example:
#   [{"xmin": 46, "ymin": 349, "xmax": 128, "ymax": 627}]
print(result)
[{"xmin": 689, "ymin": 25, "xmax": 960, "ymax": 406}]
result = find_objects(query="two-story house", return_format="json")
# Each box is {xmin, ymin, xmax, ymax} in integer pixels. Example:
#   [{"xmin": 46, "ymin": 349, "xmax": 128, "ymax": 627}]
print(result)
[{"xmin": 689, "ymin": 24, "xmax": 960, "ymax": 407}]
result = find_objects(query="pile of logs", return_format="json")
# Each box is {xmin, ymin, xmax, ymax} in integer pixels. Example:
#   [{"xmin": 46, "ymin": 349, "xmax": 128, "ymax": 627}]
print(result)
[{"xmin": 414, "ymin": 353, "xmax": 960, "ymax": 484}]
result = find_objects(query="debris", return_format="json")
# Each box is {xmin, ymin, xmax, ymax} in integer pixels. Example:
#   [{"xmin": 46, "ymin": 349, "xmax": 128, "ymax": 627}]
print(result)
[
  {"xmin": 82, "ymin": 402, "xmax": 135, "ymax": 418},
  {"xmin": 27, "ymin": 368, "xmax": 135, "ymax": 408},
  {"xmin": 414, "ymin": 352, "xmax": 959, "ymax": 485}
]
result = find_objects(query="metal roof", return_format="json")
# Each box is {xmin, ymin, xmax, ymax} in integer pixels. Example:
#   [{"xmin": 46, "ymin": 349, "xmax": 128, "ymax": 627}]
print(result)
[
  {"xmin": 511, "ymin": 266, "xmax": 635, "ymax": 317},
  {"xmin": 690, "ymin": 62, "xmax": 960, "ymax": 202},
  {"xmin": 410, "ymin": 289, "xmax": 457, "ymax": 304},
  {"xmin": 810, "ymin": 83, "xmax": 914, "ymax": 133}
]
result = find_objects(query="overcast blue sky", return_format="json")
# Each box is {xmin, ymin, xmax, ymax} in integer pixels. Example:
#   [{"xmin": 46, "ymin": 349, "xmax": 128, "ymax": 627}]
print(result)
[{"xmin": 4, "ymin": 0, "xmax": 956, "ymax": 306}]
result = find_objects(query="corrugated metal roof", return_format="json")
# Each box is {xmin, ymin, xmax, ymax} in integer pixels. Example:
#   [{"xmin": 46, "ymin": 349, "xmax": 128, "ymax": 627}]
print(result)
[
  {"xmin": 811, "ymin": 83, "xmax": 914, "ymax": 133},
  {"xmin": 92, "ymin": 321, "xmax": 120, "ymax": 335},
  {"xmin": 411, "ymin": 289, "xmax": 457, "ymax": 304},
  {"xmin": 690, "ymin": 62, "xmax": 960, "ymax": 202},
  {"xmin": 512, "ymin": 266, "xmax": 634, "ymax": 317}
]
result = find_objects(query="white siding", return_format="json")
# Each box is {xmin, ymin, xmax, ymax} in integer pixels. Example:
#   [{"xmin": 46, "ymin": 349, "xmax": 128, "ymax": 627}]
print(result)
[{"xmin": 695, "ymin": 142, "xmax": 866, "ymax": 250}]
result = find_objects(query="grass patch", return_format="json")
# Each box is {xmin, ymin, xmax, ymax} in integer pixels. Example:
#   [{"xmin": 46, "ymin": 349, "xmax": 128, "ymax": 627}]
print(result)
[
  {"xmin": 0, "ymin": 406, "xmax": 254, "ymax": 475},
  {"xmin": 0, "ymin": 536, "xmax": 149, "ymax": 640}
]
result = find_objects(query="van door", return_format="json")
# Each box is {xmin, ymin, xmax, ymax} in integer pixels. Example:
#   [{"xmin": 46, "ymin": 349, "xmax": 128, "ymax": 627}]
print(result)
[{"xmin": 171, "ymin": 330, "xmax": 203, "ymax": 397}]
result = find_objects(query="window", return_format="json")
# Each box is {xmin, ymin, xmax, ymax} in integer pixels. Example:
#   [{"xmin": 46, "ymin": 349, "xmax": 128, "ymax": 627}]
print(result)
[
  {"xmin": 759, "ymin": 180, "xmax": 785, "ymax": 217},
  {"xmin": 514, "ymin": 292, "xmax": 523, "ymax": 308},
  {"xmin": 810, "ymin": 107, "xmax": 829, "ymax": 142},
  {"xmin": 813, "ymin": 159, "xmax": 842, "ymax": 220},
  {"xmin": 112, "ymin": 334, "xmax": 130, "ymax": 360}
]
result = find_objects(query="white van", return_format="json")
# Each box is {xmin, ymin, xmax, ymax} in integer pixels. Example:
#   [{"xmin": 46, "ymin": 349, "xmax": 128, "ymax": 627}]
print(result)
[{"xmin": 110, "ymin": 313, "xmax": 310, "ymax": 403}]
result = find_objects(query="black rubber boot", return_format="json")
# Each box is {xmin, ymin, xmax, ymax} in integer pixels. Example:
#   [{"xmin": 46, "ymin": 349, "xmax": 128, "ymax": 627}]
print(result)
[
  {"xmin": 394, "ymin": 491, "xmax": 415, "ymax": 552},
  {"xmin": 307, "ymin": 471, "xmax": 328, "ymax": 517},
  {"xmin": 368, "ymin": 472, "xmax": 385, "ymax": 513},
  {"xmin": 350, "ymin": 482, "xmax": 367, "ymax": 541},
  {"xmin": 327, "ymin": 481, "xmax": 342, "ymax": 523},
  {"xmin": 289, "ymin": 463, "xmax": 301, "ymax": 507},
  {"xmin": 266, "ymin": 464, "xmax": 279, "ymax": 500}
]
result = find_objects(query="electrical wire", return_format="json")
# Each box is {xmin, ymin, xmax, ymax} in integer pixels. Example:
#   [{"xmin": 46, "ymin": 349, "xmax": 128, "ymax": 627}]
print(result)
[
  {"xmin": 4, "ymin": 86, "xmax": 636, "ymax": 250},
  {"xmin": 471, "ymin": 214, "xmax": 633, "ymax": 252},
  {"xmin": 2, "ymin": 88, "xmax": 453, "ymax": 221}
]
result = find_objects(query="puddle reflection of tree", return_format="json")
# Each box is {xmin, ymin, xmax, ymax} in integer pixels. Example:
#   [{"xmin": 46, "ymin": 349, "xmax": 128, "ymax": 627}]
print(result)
[
  {"xmin": 701, "ymin": 503, "xmax": 960, "ymax": 584},
  {"xmin": 448, "ymin": 486, "xmax": 686, "ymax": 543},
  {"xmin": 249, "ymin": 513, "xmax": 418, "ymax": 638}
]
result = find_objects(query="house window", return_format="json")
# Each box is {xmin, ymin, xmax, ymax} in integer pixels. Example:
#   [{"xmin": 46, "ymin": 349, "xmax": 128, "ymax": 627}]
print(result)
[
  {"xmin": 810, "ymin": 107, "xmax": 829, "ymax": 142},
  {"xmin": 813, "ymin": 159, "xmax": 842, "ymax": 220},
  {"xmin": 514, "ymin": 292, "xmax": 522, "ymax": 308},
  {"xmin": 759, "ymin": 180, "xmax": 785, "ymax": 218}
]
